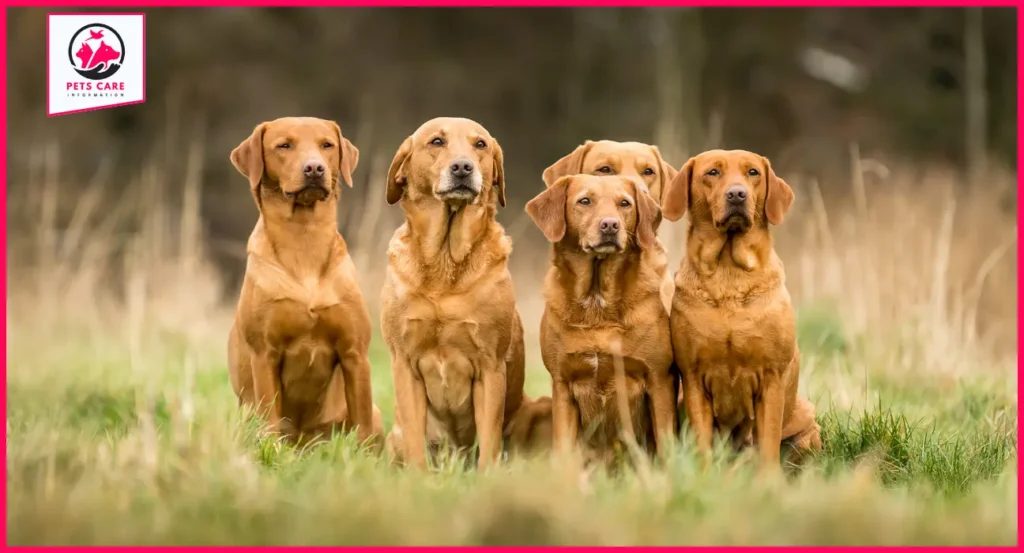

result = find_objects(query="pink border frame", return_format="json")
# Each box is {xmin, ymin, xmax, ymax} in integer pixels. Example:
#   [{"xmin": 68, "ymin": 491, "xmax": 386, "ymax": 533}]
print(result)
[
  {"xmin": 3, "ymin": 1, "xmax": 1022, "ymax": 549},
  {"xmin": 45, "ymin": 11, "xmax": 146, "ymax": 116}
]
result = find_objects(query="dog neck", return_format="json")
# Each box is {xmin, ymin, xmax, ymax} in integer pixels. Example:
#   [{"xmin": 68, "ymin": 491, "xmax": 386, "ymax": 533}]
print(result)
[
  {"xmin": 250, "ymin": 185, "xmax": 345, "ymax": 277},
  {"xmin": 687, "ymin": 222, "xmax": 774, "ymax": 275},
  {"xmin": 550, "ymin": 242, "xmax": 644, "ymax": 321},
  {"xmin": 397, "ymin": 197, "xmax": 505, "ymax": 286},
  {"xmin": 682, "ymin": 221, "xmax": 783, "ymax": 304}
]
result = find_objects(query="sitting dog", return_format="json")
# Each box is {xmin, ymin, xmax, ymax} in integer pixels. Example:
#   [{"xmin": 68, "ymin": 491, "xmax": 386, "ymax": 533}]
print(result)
[
  {"xmin": 526, "ymin": 174, "xmax": 678, "ymax": 460},
  {"xmin": 227, "ymin": 116, "xmax": 383, "ymax": 446},
  {"xmin": 542, "ymin": 139, "xmax": 678, "ymax": 313},
  {"xmin": 660, "ymin": 149, "xmax": 822, "ymax": 469},
  {"xmin": 380, "ymin": 117, "xmax": 526, "ymax": 470}
]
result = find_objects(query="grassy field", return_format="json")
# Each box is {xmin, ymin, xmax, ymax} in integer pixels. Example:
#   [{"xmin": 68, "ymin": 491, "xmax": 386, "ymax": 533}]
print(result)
[{"xmin": 6, "ymin": 153, "xmax": 1019, "ymax": 545}]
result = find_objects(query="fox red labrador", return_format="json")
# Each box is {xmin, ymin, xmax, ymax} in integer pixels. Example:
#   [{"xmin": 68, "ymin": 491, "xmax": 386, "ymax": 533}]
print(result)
[
  {"xmin": 227, "ymin": 116, "xmax": 383, "ymax": 446},
  {"xmin": 380, "ymin": 117, "xmax": 526, "ymax": 470},
  {"xmin": 661, "ymin": 149, "xmax": 821, "ymax": 470},
  {"xmin": 526, "ymin": 174, "xmax": 678, "ymax": 461}
]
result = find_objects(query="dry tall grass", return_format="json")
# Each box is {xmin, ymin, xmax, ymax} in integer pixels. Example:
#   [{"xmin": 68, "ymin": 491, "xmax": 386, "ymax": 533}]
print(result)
[{"xmin": 9, "ymin": 138, "xmax": 1015, "ymax": 374}]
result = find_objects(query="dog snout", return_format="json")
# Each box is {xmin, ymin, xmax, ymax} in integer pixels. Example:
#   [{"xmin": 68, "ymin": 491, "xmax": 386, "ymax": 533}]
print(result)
[
  {"xmin": 599, "ymin": 217, "xmax": 621, "ymax": 235},
  {"xmin": 449, "ymin": 158, "xmax": 475, "ymax": 179},
  {"xmin": 725, "ymin": 185, "xmax": 748, "ymax": 205},
  {"xmin": 303, "ymin": 160, "xmax": 326, "ymax": 180}
]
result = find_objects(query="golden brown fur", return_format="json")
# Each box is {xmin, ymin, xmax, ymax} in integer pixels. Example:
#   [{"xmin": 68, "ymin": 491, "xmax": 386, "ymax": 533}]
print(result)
[
  {"xmin": 503, "ymin": 395, "xmax": 554, "ymax": 457},
  {"xmin": 380, "ymin": 117, "xmax": 525, "ymax": 470},
  {"xmin": 526, "ymin": 174, "xmax": 678, "ymax": 460},
  {"xmin": 227, "ymin": 117, "xmax": 383, "ymax": 446},
  {"xmin": 542, "ymin": 140, "xmax": 679, "ymax": 203},
  {"xmin": 661, "ymin": 149, "xmax": 821, "ymax": 470},
  {"xmin": 543, "ymin": 140, "xmax": 678, "ymax": 313}
]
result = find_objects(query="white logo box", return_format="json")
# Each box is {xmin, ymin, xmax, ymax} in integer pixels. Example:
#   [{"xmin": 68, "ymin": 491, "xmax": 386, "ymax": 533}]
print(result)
[{"xmin": 47, "ymin": 12, "xmax": 146, "ymax": 116}]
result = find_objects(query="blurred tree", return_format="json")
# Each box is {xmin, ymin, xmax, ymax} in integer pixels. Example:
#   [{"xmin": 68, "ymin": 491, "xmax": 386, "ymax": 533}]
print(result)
[{"xmin": 965, "ymin": 7, "xmax": 987, "ymax": 187}]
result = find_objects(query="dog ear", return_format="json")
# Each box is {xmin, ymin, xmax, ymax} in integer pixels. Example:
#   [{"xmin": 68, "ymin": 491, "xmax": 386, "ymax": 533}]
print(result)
[
  {"xmin": 525, "ymin": 175, "xmax": 570, "ymax": 242},
  {"xmin": 492, "ymin": 138, "xmax": 507, "ymax": 207},
  {"xmin": 230, "ymin": 123, "xmax": 267, "ymax": 208},
  {"xmin": 632, "ymin": 178, "xmax": 663, "ymax": 250},
  {"xmin": 386, "ymin": 137, "xmax": 413, "ymax": 205},
  {"xmin": 661, "ymin": 157, "xmax": 693, "ymax": 222},
  {"xmin": 331, "ymin": 121, "xmax": 359, "ymax": 188},
  {"xmin": 648, "ymin": 145, "xmax": 677, "ymax": 205},
  {"xmin": 659, "ymin": 161, "xmax": 679, "ymax": 206},
  {"xmin": 762, "ymin": 156, "xmax": 794, "ymax": 225},
  {"xmin": 542, "ymin": 141, "xmax": 593, "ymax": 187}
]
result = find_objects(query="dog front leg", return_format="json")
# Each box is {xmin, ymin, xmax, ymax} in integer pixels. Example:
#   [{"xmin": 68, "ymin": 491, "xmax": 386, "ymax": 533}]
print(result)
[
  {"xmin": 392, "ymin": 355, "xmax": 429, "ymax": 469},
  {"xmin": 781, "ymin": 395, "xmax": 822, "ymax": 466},
  {"xmin": 251, "ymin": 351, "xmax": 284, "ymax": 433},
  {"xmin": 552, "ymin": 378, "xmax": 579, "ymax": 454},
  {"xmin": 755, "ymin": 372, "xmax": 784, "ymax": 471},
  {"xmin": 473, "ymin": 365, "xmax": 507, "ymax": 470},
  {"xmin": 682, "ymin": 372, "xmax": 714, "ymax": 456},
  {"xmin": 648, "ymin": 369, "xmax": 678, "ymax": 459},
  {"xmin": 339, "ymin": 347, "xmax": 375, "ymax": 446}
]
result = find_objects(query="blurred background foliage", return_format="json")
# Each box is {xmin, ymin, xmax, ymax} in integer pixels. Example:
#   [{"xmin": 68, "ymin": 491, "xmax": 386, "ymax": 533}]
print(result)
[{"xmin": 7, "ymin": 7, "xmax": 1017, "ymax": 288}]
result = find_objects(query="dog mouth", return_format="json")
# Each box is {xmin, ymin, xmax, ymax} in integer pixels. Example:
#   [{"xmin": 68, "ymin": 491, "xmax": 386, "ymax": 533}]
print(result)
[
  {"xmin": 436, "ymin": 183, "xmax": 480, "ymax": 203},
  {"xmin": 286, "ymin": 183, "xmax": 330, "ymax": 204},
  {"xmin": 716, "ymin": 211, "xmax": 752, "ymax": 233},
  {"xmin": 583, "ymin": 237, "xmax": 624, "ymax": 255}
]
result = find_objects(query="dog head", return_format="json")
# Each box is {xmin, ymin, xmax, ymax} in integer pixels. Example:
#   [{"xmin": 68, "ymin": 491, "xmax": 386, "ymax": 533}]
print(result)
[
  {"xmin": 662, "ymin": 149, "xmax": 794, "ymax": 233},
  {"xmin": 526, "ymin": 174, "xmax": 661, "ymax": 256},
  {"xmin": 542, "ymin": 140, "xmax": 677, "ymax": 205},
  {"xmin": 386, "ymin": 117, "xmax": 506, "ymax": 208},
  {"xmin": 230, "ymin": 117, "xmax": 359, "ymax": 209}
]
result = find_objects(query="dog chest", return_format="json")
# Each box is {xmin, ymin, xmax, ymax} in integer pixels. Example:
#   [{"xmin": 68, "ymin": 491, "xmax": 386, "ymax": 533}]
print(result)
[
  {"xmin": 676, "ymin": 299, "xmax": 796, "ymax": 432},
  {"xmin": 562, "ymin": 351, "xmax": 649, "ymax": 386},
  {"xmin": 701, "ymin": 369, "xmax": 759, "ymax": 430},
  {"xmin": 565, "ymin": 352, "xmax": 647, "ymax": 403},
  {"xmin": 396, "ymin": 307, "xmax": 501, "ymax": 429},
  {"xmin": 279, "ymin": 337, "xmax": 338, "ymax": 405},
  {"xmin": 561, "ymin": 350, "xmax": 651, "ymax": 450},
  {"xmin": 398, "ymin": 292, "xmax": 494, "ymax": 358},
  {"xmin": 261, "ymin": 301, "xmax": 356, "ymax": 405},
  {"xmin": 417, "ymin": 351, "xmax": 475, "ymax": 417},
  {"xmin": 261, "ymin": 296, "xmax": 333, "ymax": 337},
  {"xmin": 678, "ymin": 302, "xmax": 795, "ymax": 367},
  {"xmin": 405, "ymin": 316, "xmax": 485, "ymax": 378}
]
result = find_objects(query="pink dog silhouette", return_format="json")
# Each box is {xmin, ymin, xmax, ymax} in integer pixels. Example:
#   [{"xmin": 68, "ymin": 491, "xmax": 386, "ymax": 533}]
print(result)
[{"xmin": 75, "ymin": 40, "xmax": 120, "ymax": 71}]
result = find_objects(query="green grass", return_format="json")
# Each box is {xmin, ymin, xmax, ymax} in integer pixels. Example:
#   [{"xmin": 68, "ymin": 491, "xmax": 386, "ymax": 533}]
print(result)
[{"xmin": 6, "ymin": 304, "xmax": 1018, "ymax": 546}]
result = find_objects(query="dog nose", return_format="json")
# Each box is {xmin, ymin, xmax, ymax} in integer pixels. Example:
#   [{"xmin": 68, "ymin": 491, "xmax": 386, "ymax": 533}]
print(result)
[
  {"xmin": 450, "ymin": 158, "xmax": 475, "ymax": 178},
  {"xmin": 725, "ymin": 185, "xmax": 748, "ymax": 205},
  {"xmin": 303, "ymin": 160, "xmax": 326, "ymax": 179},
  {"xmin": 599, "ymin": 218, "xmax": 621, "ymax": 235}
]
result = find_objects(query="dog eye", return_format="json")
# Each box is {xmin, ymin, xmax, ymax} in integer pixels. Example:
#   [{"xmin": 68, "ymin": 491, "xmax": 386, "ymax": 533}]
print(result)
[
  {"xmin": 277, "ymin": 143, "xmax": 292, "ymax": 150},
  {"xmin": 578, "ymin": 197, "xmax": 591, "ymax": 206},
  {"xmin": 748, "ymin": 168, "xmax": 759, "ymax": 176},
  {"xmin": 620, "ymin": 199, "xmax": 631, "ymax": 207},
  {"xmin": 322, "ymin": 142, "xmax": 334, "ymax": 149},
  {"xmin": 706, "ymin": 169, "xmax": 719, "ymax": 177},
  {"xmin": 430, "ymin": 138, "xmax": 445, "ymax": 146},
  {"xmin": 643, "ymin": 168, "xmax": 655, "ymax": 176},
  {"xmin": 597, "ymin": 166, "xmax": 612, "ymax": 174},
  {"xmin": 475, "ymin": 140, "xmax": 487, "ymax": 149}
]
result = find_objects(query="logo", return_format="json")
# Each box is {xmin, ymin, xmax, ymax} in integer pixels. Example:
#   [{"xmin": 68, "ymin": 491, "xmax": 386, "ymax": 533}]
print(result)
[
  {"xmin": 68, "ymin": 23, "xmax": 125, "ymax": 80},
  {"xmin": 48, "ymin": 13, "xmax": 145, "ymax": 116}
]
